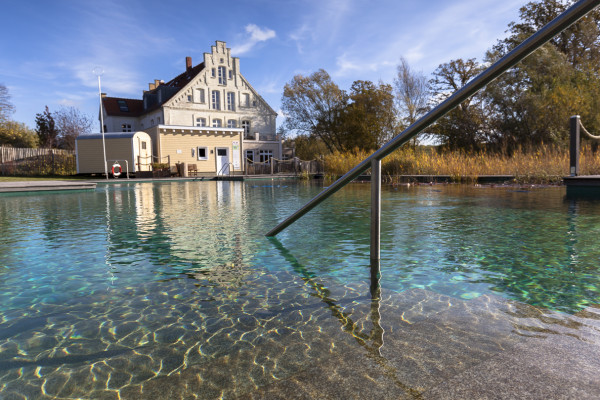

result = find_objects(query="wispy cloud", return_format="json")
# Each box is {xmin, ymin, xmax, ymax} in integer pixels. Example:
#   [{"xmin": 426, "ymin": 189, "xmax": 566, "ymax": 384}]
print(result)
[{"xmin": 231, "ymin": 24, "xmax": 276, "ymax": 55}]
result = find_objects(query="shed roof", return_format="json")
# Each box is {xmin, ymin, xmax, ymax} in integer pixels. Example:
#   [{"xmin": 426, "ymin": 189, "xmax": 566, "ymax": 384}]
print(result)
[{"xmin": 76, "ymin": 131, "xmax": 148, "ymax": 140}]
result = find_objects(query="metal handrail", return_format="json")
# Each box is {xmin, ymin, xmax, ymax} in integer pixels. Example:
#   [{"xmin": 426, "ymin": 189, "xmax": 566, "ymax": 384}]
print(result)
[
  {"xmin": 217, "ymin": 162, "xmax": 234, "ymax": 176},
  {"xmin": 107, "ymin": 159, "xmax": 129, "ymax": 179},
  {"xmin": 267, "ymin": 0, "xmax": 600, "ymax": 238}
]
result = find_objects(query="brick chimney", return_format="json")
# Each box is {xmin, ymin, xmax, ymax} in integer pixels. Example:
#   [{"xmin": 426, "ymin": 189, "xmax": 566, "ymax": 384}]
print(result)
[{"xmin": 186, "ymin": 56, "xmax": 192, "ymax": 71}]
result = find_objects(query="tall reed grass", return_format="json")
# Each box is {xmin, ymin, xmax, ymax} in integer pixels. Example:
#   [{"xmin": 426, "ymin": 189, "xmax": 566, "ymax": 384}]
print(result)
[{"xmin": 322, "ymin": 144, "xmax": 600, "ymax": 184}]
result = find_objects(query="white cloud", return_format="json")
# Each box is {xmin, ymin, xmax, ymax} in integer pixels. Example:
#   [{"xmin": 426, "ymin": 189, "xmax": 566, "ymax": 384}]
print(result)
[{"xmin": 231, "ymin": 24, "xmax": 276, "ymax": 55}]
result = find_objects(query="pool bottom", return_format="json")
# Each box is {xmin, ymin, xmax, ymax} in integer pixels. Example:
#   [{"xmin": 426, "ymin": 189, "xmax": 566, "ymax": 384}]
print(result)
[{"xmin": 1, "ymin": 266, "xmax": 599, "ymax": 399}]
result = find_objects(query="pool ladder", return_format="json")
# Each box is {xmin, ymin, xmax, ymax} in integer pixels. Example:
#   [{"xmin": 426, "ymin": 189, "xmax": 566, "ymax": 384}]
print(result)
[{"xmin": 266, "ymin": 0, "xmax": 600, "ymax": 262}]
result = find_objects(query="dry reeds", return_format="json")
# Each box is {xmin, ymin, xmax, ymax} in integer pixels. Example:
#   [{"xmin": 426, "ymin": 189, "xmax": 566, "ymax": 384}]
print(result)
[{"xmin": 322, "ymin": 144, "xmax": 600, "ymax": 184}]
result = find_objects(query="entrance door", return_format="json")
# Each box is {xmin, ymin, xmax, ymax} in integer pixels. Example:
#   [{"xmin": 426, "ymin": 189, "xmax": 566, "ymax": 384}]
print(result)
[
  {"xmin": 216, "ymin": 147, "xmax": 229, "ymax": 175},
  {"xmin": 139, "ymin": 139, "xmax": 151, "ymax": 171},
  {"xmin": 134, "ymin": 136, "xmax": 151, "ymax": 172}
]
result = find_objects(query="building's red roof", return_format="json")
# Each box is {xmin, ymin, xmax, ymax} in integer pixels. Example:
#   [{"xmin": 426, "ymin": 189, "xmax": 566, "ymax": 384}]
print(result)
[
  {"xmin": 102, "ymin": 97, "xmax": 144, "ymax": 117},
  {"xmin": 103, "ymin": 61, "xmax": 206, "ymax": 117},
  {"xmin": 163, "ymin": 62, "xmax": 205, "ymax": 89}
]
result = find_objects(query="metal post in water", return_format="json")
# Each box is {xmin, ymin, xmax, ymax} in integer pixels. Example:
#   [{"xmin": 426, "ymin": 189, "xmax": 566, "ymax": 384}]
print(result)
[
  {"xmin": 371, "ymin": 159, "xmax": 381, "ymax": 261},
  {"xmin": 570, "ymin": 115, "xmax": 581, "ymax": 176}
]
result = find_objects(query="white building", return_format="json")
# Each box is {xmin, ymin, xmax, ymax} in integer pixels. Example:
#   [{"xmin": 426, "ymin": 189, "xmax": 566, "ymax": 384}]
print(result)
[{"xmin": 100, "ymin": 40, "xmax": 281, "ymax": 169}]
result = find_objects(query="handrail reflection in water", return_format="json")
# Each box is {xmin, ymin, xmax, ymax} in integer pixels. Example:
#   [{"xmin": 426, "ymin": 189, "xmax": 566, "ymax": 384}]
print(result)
[{"xmin": 267, "ymin": 237, "xmax": 419, "ymax": 397}]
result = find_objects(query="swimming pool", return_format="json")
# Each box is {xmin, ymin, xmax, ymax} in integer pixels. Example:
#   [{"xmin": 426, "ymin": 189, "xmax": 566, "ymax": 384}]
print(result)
[{"xmin": 1, "ymin": 181, "xmax": 599, "ymax": 398}]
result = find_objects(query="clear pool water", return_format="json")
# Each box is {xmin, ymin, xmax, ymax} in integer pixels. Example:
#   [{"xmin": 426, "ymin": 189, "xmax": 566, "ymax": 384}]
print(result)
[{"xmin": 1, "ymin": 181, "xmax": 599, "ymax": 398}]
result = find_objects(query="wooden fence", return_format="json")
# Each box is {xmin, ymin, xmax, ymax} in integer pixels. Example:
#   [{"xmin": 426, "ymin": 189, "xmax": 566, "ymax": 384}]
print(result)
[
  {"xmin": 244, "ymin": 158, "xmax": 324, "ymax": 176},
  {"xmin": 0, "ymin": 146, "xmax": 76, "ymax": 176}
]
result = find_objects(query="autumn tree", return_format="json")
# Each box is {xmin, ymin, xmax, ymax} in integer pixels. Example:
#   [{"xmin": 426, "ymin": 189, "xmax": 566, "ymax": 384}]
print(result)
[
  {"xmin": 54, "ymin": 106, "xmax": 93, "ymax": 150},
  {"xmin": 341, "ymin": 80, "xmax": 398, "ymax": 151},
  {"xmin": 0, "ymin": 121, "xmax": 37, "ymax": 148},
  {"xmin": 35, "ymin": 106, "xmax": 58, "ymax": 148},
  {"xmin": 429, "ymin": 58, "xmax": 487, "ymax": 149},
  {"xmin": 394, "ymin": 57, "xmax": 429, "ymax": 146},
  {"xmin": 483, "ymin": 0, "xmax": 600, "ymax": 148},
  {"xmin": 0, "ymin": 84, "xmax": 15, "ymax": 123},
  {"xmin": 281, "ymin": 69, "xmax": 347, "ymax": 153}
]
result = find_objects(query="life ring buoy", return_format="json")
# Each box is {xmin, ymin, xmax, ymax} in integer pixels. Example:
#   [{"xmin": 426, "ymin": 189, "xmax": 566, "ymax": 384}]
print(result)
[{"xmin": 111, "ymin": 163, "xmax": 122, "ymax": 178}]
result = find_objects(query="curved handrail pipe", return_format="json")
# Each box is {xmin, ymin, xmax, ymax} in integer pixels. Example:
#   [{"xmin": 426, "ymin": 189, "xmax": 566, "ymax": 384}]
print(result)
[{"xmin": 266, "ymin": 0, "xmax": 600, "ymax": 237}]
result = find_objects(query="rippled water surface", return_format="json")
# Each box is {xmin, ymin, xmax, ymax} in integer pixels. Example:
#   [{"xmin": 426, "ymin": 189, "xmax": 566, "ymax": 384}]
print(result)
[{"xmin": 1, "ymin": 181, "xmax": 599, "ymax": 399}]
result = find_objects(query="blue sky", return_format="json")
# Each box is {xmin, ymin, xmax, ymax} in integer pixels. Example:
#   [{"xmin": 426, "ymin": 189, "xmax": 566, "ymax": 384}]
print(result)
[{"xmin": 0, "ymin": 0, "xmax": 528, "ymax": 130}]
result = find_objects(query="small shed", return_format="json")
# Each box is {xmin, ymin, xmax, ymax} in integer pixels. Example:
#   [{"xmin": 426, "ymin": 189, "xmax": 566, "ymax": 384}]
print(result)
[{"xmin": 76, "ymin": 131, "xmax": 152, "ymax": 175}]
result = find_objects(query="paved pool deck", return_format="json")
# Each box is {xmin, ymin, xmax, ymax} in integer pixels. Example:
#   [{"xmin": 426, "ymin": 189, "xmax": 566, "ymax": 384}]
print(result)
[
  {"xmin": 0, "ymin": 175, "xmax": 300, "ymax": 193},
  {"xmin": 0, "ymin": 180, "xmax": 97, "ymax": 193}
]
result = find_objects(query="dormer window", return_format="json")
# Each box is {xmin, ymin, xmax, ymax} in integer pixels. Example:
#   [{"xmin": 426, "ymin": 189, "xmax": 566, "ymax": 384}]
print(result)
[{"xmin": 117, "ymin": 100, "xmax": 129, "ymax": 112}]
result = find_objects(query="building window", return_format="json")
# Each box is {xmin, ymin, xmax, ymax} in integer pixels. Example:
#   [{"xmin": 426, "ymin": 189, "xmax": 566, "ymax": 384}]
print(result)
[
  {"xmin": 195, "ymin": 117, "xmax": 206, "ymax": 127},
  {"xmin": 259, "ymin": 150, "xmax": 273, "ymax": 163},
  {"xmin": 218, "ymin": 66, "xmax": 226, "ymax": 85},
  {"xmin": 228, "ymin": 70, "xmax": 233, "ymax": 79},
  {"xmin": 150, "ymin": 119, "xmax": 154, "ymax": 126},
  {"xmin": 187, "ymin": 95, "xmax": 192, "ymax": 102},
  {"xmin": 197, "ymin": 147, "xmax": 208, "ymax": 160},
  {"xmin": 141, "ymin": 141, "xmax": 147, "ymax": 150},
  {"xmin": 117, "ymin": 100, "xmax": 129, "ymax": 112},
  {"xmin": 227, "ymin": 92, "xmax": 235, "ymax": 111},
  {"xmin": 121, "ymin": 123, "xmax": 132, "ymax": 132},
  {"xmin": 227, "ymin": 119, "xmax": 237, "ymax": 128},
  {"xmin": 211, "ymin": 68, "xmax": 216, "ymax": 77},
  {"xmin": 243, "ymin": 93, "xmax": 250, "ymax": 107},
  {"xmin": 212, "ymin": 119, "xmax": 222, "ymax": 128},
  {"xmin": 197, "ymin": 88, "xmax": 205, "ymax": 103},
  {"xmin": 211, "ymin": 91, "xmax": 220, "ymax": 110},
  {"xmin": 245, "ymin": 150, "xmax": 254, "ymax": 164},
  {"xmin": 241, "ymin": 120, "xmax": 251, "ymax": 136}
]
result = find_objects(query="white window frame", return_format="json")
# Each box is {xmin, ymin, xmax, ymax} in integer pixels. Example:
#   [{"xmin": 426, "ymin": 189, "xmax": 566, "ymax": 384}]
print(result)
[
  {"xmin": 259, "ymin": 150, "xmax": 273, "ymax": 163},
  {"xmin": 212, "ymin": 119, "xmax": 222, "ymax": 128},
  {"xmin": 197, "ymin": 146, "xmax": 208, "ymax": 161},
  {"xmin": 218, "ymin": 66, "xmax": 226, "ymax": 85},
  {"xmin": 197, "ymin": 88, "xmax": 205, "ymax": 103},
  {"xmin": 211, "ymin": 90, "xmax": 220, "ymax": 110},
  {"xmin": 195, "ymin": 117, "xmax": 206, "ymax": 127},
  {"xmin": 227, "ymin": 119, "xmax": 237, "ymax": 128},
  {"xmin": 227, "ymin": 92, "xmax": 235, "ymax": 111},
  {"xmin": 241, "ymin": 120, "xmax": 251, "ymax": 136}
]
